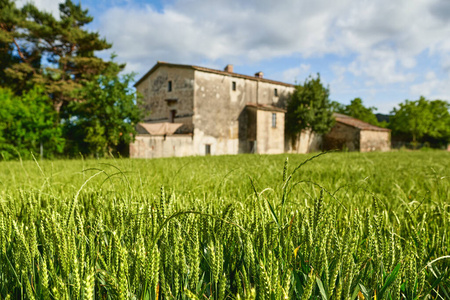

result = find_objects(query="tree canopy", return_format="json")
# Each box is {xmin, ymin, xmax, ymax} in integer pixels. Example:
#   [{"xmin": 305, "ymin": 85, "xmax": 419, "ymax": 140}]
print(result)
[
  {"xmin": 389, "ymin": 97, "xmax": 450, "ymax": 147},
  {"xmin": 286, "ymin": 74, "xmax": 334, "ymax": 136},
  {"xmin": 331, "ymin": 98, "xmax": 385, "ymax": 127},
  {"xmin": 63, "ymin": 64, "xmax": 142, "ymax": 156},
  {"xmin": 1, "ymin": 0, "xmax": 116, "ymax": 110},
  {"xmin": 0, "ymin": 0, "xmax": 141, "ymax": 158},
  {"xmin": 0, "ymin": 86, "xmax": 64, "ymax": 159}
]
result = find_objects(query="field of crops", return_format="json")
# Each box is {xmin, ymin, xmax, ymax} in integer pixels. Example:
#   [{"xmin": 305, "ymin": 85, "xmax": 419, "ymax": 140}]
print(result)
[{"xmin": 0, "ymin": 151, "xmax": 449, "ymax": 299}]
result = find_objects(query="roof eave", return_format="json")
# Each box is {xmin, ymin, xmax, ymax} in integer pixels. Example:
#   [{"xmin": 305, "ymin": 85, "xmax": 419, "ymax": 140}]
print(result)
[
  {"xmin": 134, "ymin": 62, "xmax": 196, "ymax": 87},
  {"xmin": 335, "ymin": 120, "xmax": 391, "ymax": 132},
  {"xmin": 134, "ymin": 62, "xmax": 295, "ymax": 88}
]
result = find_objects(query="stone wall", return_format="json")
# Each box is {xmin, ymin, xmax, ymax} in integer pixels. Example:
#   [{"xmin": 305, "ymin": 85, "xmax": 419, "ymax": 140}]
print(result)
[
  {"xmin": 130, "ymin": 135, "xmax": 194, "ymax": 158},
  {"xmin": 324, "ymin": 123, "xmax": 360, "ymax": 151},
  {"xmin": 285, "ymin": 129, "xmax": 322, "ymax": 153},
  {"xmin": 360, "ymin": 130, "xmax": 390, "ymax": 152},
  {"xmin": 136, "ymin": 65, "xmax": 195, "ymax": 123},
  {"xmin": 192, "ymin": 70, "xmax": 294, "ymax": 156},
  {"xmin": 323, "ymin": 122, "xmax": 391, "ymax": 152},
  {"xmin": 256, "ymin": 110, "xmax": 285, "ymax": 154}
]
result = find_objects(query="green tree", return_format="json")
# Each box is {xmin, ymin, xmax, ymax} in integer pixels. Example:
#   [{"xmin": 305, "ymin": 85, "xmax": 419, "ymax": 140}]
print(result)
[
  {"xmin": 0, "ymin": 86, "xmax": 64, "ymax": 159},
  {"xmin": 63, "ymin": 68, "xmax": 142, "ymax": 156},
  {"xmin": 332, "ymin": 98, "xmax": 384, "ymax": 127},
  {"xmin": 0, "ymin": 0, "xmax": 31, "ymax": 87},
  {"xmin": 286, "ymin": 74, "xmax": 334, "ymax": 149},
  {"xmin": 427, "ymin": 100, "xmax": 450, "ymax": 144},
  {"xmin": 330, "ymin": 100, "xmax": 345, "ymax": 113},
  {"xmin": 1, "ymin": 0, "xmax": 116, "ymax": 111},
  {"xmin": 1, "ymin": 0, "xmax": 141, "ymax": 157},
  {"xmin": 389, "ymin": 97, "xmax": 434, "ymax": 146}
]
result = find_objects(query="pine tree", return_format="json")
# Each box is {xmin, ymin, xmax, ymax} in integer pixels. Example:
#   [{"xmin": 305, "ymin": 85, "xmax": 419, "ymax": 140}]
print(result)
[
  {"xmin": 0, "ymin": 0, "xmax": 34, "ymax": 88},
  {"xmin": 1, "ymin": 0, "xmax": 118, "ymax": 111},
  {"xmin": 0, "ymin": 0, "xmax": 141, "ymax": 157}
]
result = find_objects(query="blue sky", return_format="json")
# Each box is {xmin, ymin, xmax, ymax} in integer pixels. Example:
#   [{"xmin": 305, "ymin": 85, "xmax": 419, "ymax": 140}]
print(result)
[{"xmin": 18, "ymin": 0, "xmax": 450, "ymax": 113}]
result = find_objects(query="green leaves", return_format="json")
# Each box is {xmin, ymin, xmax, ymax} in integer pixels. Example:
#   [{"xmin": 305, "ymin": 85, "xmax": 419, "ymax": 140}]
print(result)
[
  {"xmin": 1, "ymin": 0, "xmax": 139, "ymax": 158},
  {"xmin": 63, "ymin": 68, "xmax": 141, "ymax": 156},
  {"xmin": 379, "ymin": 263, "xmax": 401, "ymax": 298},
  {"xmin": 332, "ymin": 97, "xmax": 384, "ymax": 127},
  {"xmin": 286, "ymin": 73, "xmax": 335, "ymax": 137},
  {"xmin": 389, "ymin": 97, "xmax": 450, "ymax": 146},
  {"xmin": 0, "ymin": 86, "xmax": 64, "ymax": 159}
]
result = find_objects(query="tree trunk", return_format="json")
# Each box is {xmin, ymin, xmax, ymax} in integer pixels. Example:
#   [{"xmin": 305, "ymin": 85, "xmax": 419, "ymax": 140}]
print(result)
[
  {"xmin": 412, "ymin": 133, "xmax": 417, "ymax": 150},
  {"xmin": 53, "ymin": 99, "xmax": 63, "ymax": 113}
]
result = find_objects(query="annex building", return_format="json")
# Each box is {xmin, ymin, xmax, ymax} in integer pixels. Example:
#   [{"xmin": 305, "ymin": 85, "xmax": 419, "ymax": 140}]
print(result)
[
  {"xmin": 324, "ymin": 113, "xmax": 391, "ymax": 152},
  {"xmin": 130, "ymin": 62, "xmax": 390, "ymax": 158}
]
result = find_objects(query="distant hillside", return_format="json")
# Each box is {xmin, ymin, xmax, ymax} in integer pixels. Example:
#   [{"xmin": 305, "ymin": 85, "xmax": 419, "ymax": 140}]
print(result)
[{"xmin": 376, "ymin": 113, "xmax": 390, "ymax": 123}]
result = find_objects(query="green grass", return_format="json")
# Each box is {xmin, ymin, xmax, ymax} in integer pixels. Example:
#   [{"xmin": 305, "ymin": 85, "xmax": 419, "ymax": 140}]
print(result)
[{"xmin": 0, "ymin": 151, "xmax": 449, "ymax": 299}]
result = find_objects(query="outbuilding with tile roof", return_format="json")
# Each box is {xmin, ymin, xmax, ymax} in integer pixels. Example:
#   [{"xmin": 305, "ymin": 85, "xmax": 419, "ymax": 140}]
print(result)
[{"xmin": 324, "ymin": 113, "xmax": 391, "ymax": 152}]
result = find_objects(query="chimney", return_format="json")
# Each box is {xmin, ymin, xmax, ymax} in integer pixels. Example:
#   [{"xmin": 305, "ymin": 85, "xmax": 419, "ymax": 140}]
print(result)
[
  {"xmin": 255, "ymin": 71, "xmax": 264, "ymax": 78},
  {"xmin": 224, "ymin": 64, "xmax": 233, "ymax": 73}
]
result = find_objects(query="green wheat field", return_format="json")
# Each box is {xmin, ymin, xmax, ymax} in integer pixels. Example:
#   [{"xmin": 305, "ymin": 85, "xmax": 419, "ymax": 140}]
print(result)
[{"xmin": 0, "ymin": 151, "xmax": 449, "ymax": 299}]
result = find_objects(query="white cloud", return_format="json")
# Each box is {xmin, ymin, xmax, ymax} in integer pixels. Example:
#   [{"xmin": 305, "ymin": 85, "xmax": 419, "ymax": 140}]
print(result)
[
  {"xmin": 94, "ymin": 0, "xmax": 450, "ymax": 87},
  {"xmin": 331, "ymin": 64, "xmax": 347, "ymax": 83},
  {"xmin": 347, "ymin": 48, "xmax": 416, "ymax": 85},
  {"xmin": 441, "ymin": 54, "xmax": 450, "ymax": 72},
  {"xmin": 281, "ymin": 64, "xmax": 311, "ymax": 84},
  {"xmin": 14, "ymin": 0, "xmax": 450, "ymax": 106},
  {"xmin": 410, "ymin": 72, "xmax": 450, "ymax": 100},
  {"xmin": 16, "ymin": 0, "xmax": 62, "ymax": 18},
  {"xmin": 97, "ymin": 0, "xmax": 352, "ymax": 75}
]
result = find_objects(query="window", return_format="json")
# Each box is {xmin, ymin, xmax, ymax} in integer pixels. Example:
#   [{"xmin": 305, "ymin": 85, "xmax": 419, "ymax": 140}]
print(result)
[
  {"xmin": 205, "ymin": 144, "xmax": 211, "ymax": 155},
  {"xmin": 168, "ymin": 81, "xmax": 172, "ymax": 92},
  {"xmin": 232, "ymin": 81, "xmax": 236, "ymax": 91},
  {"xmin": 274, "ymin": 88, "xmax": 278, "ymax": 97},
  {"xmin": 169, "ymin": 109, "xmax": 176, "ymax": 123},
  {"xmin": 272, "ymin": 113, "xmax": 277, "ymax": 128}
]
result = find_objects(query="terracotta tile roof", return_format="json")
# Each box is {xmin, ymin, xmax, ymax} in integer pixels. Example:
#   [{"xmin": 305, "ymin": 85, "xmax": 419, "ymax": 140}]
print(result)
[
  {"xmin": 333, "ymin": 113, "xmax": 390, "ymax": 132},
  {"xmin": 246, "ymin": 103, "xmax": 287, "ymax": 113},
  {"xmin": 135, "ymin": 62, "xmax": 295, "ymax": 88},
  {"xmin": 137, "ymin": 122, "xmax": 192, "ymax": 135}
]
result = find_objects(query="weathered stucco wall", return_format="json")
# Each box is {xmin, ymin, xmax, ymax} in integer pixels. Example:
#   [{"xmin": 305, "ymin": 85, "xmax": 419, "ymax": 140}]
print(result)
[
  {"xmin": 360, "ymin": 130, "xmax": 390, "ymax": 152},
  {"xmin": 324, "ymin": 123, "xmax": 360, "ymax": 151},
  {"xmin": 256, "ymin": 82, "xmax": 293, "ymax": 108},
  {"xmin": 136, "ymin": 66, "xmax": 195, "ymax": 123},
  {"xmin": 130, "ymin": 135, "xmax": 194, "ymax": 158},
  {"xmin": 285, "ymin": 129, "xmax": 322, "ymax": 153},
  {"xmin": 192, "ymin": 71, "xmax": 241, "ymax": 155},
  {"xmin": 192, "ymin": 70, "xmax": 294, "ymax": 156},
  {"xmin": 256, "ymin": 110, "xmax": 285, "ymax": 154}
]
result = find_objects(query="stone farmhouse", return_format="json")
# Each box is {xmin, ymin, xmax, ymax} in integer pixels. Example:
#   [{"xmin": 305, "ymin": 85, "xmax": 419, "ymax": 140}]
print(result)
[
  {"xmin": 130, "ymin": 62, "xmax": 390, "ymax": 158},
  {"xmin": 324, "ymin": 113, "xmax": 391, "ymax": 152}
]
